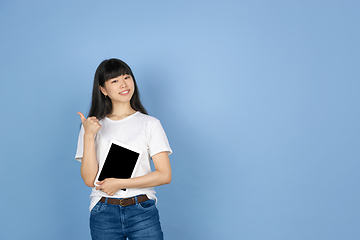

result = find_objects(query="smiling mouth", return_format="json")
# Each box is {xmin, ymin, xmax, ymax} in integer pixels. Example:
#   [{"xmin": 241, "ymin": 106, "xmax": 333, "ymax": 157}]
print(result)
[{"xmin": 120, "ymin": 90, "xmax": 129, "ymax": 95}]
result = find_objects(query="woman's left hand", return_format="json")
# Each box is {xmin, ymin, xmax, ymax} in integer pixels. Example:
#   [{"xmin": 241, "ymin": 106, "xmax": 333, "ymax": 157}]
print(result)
[{"xmin": 95, "ymin": 178, "xmax": 124, "ymax": 196}]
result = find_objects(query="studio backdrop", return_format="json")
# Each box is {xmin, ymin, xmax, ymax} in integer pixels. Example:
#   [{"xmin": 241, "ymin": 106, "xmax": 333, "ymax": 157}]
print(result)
[{"xmin": 0, "ymin": 1, "xmax": 359, "ymax": 239}]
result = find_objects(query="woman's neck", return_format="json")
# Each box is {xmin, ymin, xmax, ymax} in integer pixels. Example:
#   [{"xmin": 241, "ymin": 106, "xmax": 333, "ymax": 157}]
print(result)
[{"xmin": 107, "ymin": 102, "xmax": 136, "ymax": 120}]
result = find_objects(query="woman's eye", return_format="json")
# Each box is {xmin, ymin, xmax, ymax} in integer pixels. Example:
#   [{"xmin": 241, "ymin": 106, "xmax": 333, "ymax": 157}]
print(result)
[
  {"xmin": 112, "ymin": 80, "xmax": 118, "ymax": 83},
  {"xmin": 125, "ymin": 76, "xmax": 130, "ymax": 80}
]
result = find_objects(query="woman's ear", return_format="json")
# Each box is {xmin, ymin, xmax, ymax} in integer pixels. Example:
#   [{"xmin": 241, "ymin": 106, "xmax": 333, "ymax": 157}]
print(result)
[{"xmin": 99, "ymin": 86, "xmax": 107, "ymax": 96}]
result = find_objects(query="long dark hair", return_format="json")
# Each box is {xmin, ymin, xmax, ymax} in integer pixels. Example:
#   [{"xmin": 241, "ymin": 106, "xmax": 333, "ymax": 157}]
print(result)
[{"xmin": 88, "ymin": 58, "xmax": 148, "ymax": 119}]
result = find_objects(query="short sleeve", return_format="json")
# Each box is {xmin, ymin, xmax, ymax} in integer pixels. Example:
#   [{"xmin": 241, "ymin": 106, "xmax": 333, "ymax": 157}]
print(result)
[
  {"xmin": 147, "ymin": 119, "xmax": 172, "ymax": 157},
  {"xmin": 75, "ymin": 125, "xmax": 85, "ymax": 162}
]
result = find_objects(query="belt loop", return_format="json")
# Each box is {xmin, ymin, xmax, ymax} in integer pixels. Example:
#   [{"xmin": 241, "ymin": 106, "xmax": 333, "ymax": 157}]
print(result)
[
  {"xmin": 134, "ymin": 196, "xmax": 138, "ymax": 204},
  {"xmin": 105, "ymin": 197, "xmax": 108, "ymax": 204}
]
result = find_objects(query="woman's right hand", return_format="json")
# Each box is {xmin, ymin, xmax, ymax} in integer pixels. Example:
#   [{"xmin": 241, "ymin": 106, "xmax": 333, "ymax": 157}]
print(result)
[{"xmin": 77, "ymin": 112, "xmax": 101, "ymax": 137}]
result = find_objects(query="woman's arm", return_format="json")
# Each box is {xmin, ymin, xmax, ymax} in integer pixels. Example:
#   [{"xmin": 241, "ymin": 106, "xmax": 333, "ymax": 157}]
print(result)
[
  {"xmin": 95, "ymin": 151, "xmax": 171, "ymax": 196},
  {"xmin": 78, "ymin": 112, "xmax": 101, "ymax": 187}
]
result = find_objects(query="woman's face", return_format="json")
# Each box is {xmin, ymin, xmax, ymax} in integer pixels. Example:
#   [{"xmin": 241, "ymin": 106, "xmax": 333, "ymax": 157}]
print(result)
[{"xmin": 100, "ymin": 74, "xmax": 135, "ymax": 104}]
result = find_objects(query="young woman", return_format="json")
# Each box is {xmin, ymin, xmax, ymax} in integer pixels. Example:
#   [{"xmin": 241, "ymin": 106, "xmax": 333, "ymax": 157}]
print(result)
[{"xmin": 75, "ymin": 58, "xmax": 172, "ymax": 240}]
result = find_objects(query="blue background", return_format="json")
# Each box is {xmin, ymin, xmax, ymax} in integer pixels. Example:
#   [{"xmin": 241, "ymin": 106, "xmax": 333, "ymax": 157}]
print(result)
[{"xmin": 1, "ymin": 0, "xmax": 359, "ymax": 239}]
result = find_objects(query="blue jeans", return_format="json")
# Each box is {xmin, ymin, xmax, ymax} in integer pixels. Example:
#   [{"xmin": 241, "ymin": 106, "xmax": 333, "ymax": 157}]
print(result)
[{"xmin": 90, "ymin": 197, "xmax": 164, "ymax": 240}]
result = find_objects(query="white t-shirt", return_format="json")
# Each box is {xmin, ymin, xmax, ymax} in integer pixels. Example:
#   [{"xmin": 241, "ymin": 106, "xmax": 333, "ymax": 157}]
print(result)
[{"xmin": 75, "ymin": 112, "xmax": 172, "ymax": 211}]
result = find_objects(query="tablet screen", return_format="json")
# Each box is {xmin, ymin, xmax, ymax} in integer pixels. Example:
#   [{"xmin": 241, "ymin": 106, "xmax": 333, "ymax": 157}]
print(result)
[{"xmin": 98, "ymin": 142, "xmax": 140, "ymax": 182}]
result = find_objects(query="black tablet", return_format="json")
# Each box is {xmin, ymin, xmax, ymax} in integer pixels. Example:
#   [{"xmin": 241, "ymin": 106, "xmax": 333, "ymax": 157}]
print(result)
[{"xmin": 95, "ymin": 140, "xmax": 142, "ymax": 192}]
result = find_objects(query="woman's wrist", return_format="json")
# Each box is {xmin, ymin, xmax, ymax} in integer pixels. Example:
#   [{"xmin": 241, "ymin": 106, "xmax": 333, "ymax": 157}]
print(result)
[
  {"xmin": 116, "ymin": 178, "xmax": 128, "ymax": 189},
  {"xmin": 84, "ymin": 133, "xmax": 96, "ymax": 140}
]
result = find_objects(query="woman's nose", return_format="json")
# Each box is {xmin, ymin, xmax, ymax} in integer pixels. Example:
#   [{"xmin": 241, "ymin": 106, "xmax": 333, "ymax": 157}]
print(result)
[{"xmin": 120, "ymin": 79, "xmax": 127, "ymax": 88}]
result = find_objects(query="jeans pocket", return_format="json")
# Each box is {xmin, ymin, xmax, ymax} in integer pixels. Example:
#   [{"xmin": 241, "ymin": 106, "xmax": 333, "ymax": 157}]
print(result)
[
  {"xmin": 138, "ymin": 199, "xmax": 156, "ymax": 209},
  {"xmin": 91, "ymin": 201, "xmax": 106, "ymax": 214}
]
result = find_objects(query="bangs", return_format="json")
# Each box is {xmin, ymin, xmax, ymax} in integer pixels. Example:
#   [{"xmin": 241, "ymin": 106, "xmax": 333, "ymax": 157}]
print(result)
[{"xmin": 100, "ymin": 59, "xmax": 132, "ymax": 84}]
